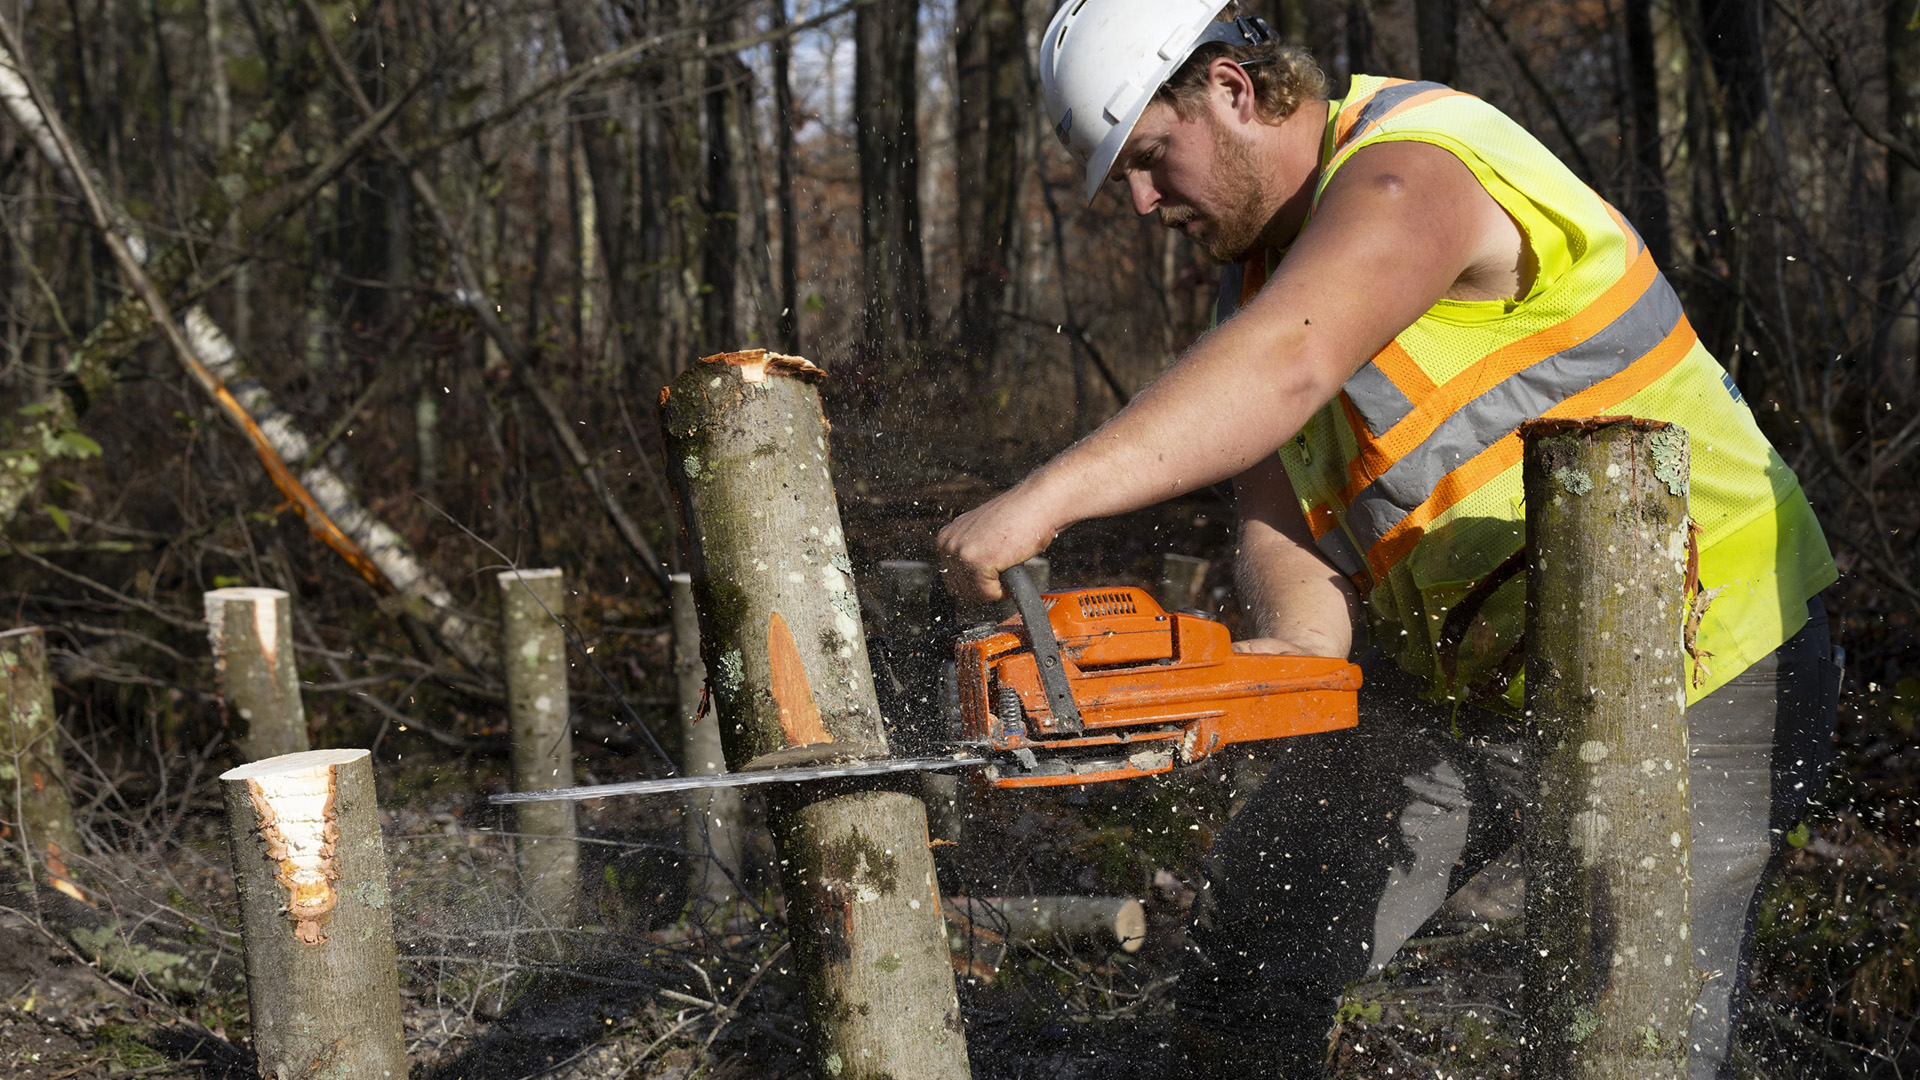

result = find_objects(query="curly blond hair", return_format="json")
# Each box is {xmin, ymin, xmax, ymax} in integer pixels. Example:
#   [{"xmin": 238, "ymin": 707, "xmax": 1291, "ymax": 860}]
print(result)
[{"xmin": 1154, "ymin": 8, "xmax": 1329, "ymax": 123}]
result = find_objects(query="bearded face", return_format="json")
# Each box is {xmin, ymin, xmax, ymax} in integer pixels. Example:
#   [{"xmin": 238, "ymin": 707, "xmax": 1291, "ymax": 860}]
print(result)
[{"xmin": 1158, "ymin": 106, "xmax": 1272, "ymax": 263}]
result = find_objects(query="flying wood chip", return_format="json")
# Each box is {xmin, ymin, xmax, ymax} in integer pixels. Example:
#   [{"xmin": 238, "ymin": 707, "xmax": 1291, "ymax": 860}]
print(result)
[
  {"xmin": 697, "ymin": 348, "xmax": 826, "ymax": 384},
  {"xmin": 767, "ymin": 611, "xmax": 832, "ymax": 748}
]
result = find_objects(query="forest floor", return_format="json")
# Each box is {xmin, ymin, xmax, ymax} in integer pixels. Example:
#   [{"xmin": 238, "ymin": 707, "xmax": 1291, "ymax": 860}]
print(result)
[{"xmin": 1, "ymin": 492, "xmax": 1914, "ymax": 1079}]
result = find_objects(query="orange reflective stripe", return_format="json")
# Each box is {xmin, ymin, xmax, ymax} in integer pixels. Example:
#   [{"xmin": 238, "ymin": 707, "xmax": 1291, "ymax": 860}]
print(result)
[
  {"xmin": 1363, "ymin": 315, "xmax": 1700, "ymax": 579},
  {"xmin": 1339, "ymin": 245, "xmax": 1660, "ymax": 504},
  {"xmin": 1603, "ymin": 201, "xmax": 1644, "ymax": 262},
  {"xmin": 1369, "ymin": 340, "xmax": 1437, "ymax": 401},
  {"xmin": 1342, "ymin": 87, "xmax": 1462, "ymax": 148},
  {"xmin": 1306, "ymin": 502, "xmax": 1340, "ymax": 539},
  {"xmin": 1333, "ymin": 81, "xmax": 1393, "ymax": 147},
  {"xmin": 1338, "ymin": 394, "xmax": 1381, "ymax": 500}
]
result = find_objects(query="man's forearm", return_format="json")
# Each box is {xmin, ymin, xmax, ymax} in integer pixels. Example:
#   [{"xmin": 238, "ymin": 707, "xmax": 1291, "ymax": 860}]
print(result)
[
  {"xmin": 1234, "ymin": 520, "xmax": 1360, "ymax": 658},
  {"xmin": 1231, "ymin": 455, "xmax": 1361, "ymax": 659}
]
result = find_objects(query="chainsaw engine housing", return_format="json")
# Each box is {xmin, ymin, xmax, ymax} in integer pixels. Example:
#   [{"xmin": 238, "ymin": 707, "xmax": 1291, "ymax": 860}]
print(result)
[{"xmin": 956, "ymin": 586, "xmax": 1360, "ymax": 787}]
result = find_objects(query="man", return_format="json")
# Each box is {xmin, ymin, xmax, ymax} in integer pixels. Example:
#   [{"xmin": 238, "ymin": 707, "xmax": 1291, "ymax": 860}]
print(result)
[{"xmin": 935, "ymin": 3, "xmax": 1840, "ymax": 1077}]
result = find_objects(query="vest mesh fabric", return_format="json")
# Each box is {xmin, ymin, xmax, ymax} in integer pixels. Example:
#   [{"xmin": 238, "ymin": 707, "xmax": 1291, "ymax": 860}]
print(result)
[{"xmin": 1227, "ymin": 76, "xmax": 1835, "ymax": 707}]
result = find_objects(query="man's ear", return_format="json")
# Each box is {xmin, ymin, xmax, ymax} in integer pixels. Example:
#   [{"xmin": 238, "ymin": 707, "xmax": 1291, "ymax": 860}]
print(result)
[{"xmin": 1210, "ymin": 56, "xmax": 1259, "ymax": 122}]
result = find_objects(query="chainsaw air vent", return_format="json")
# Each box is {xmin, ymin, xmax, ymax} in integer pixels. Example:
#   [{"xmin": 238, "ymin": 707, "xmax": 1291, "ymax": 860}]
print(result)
[{"xmin": 1077, "ymin": 591, "xmax": 1138, "ymax": 619}]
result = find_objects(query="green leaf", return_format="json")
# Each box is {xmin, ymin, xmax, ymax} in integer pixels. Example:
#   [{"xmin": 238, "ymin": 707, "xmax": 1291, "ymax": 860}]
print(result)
[
  {"xmin": 44, "ymin": 505, "xmax": 70, "ymax": 536},
  {"xmin": 54, "ymin": 431, "xmax": 103, "ymax": 459},
  {"xmin": 802, "ymin": 292, "xmax": 827, "ymax": 313},
  {"xmin": 1786, "ymin": 822, "xmax": 1810, "ymax": 849},
  {"xmin": 16, "ymin": 402, "xmax": 52, "ymax": 417},
  {"xmin": 213, "ymin": 575, "xmax": 245, "ymax": 588}
]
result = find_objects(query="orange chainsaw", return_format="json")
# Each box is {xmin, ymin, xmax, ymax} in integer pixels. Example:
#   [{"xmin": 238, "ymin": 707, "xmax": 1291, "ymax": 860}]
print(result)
[
  {"xmin": 957, "ymin": 565, "xmax": 1360, "ymax": 788},
  {"xmin": 490, "ymin": 566, "xmax": 1359, "ymax": 804}
]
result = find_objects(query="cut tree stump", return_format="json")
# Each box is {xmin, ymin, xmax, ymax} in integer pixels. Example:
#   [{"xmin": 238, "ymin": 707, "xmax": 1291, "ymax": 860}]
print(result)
[
  {"xmin": 672, "ymin": 571, "xmax": 743, "ymax": 918},
  {"xmin": 220, "ymin": 748, "xmax": 407, "ymax": 1080},
  {"xmin": 662, "ymin": 349, "xmax": 970, "ymax": 1080},
  {"xmin": 204, "ymin": 587, "xmax": 310, "ymax": 762},
  {"xmin": 498, "ymin": 569, "xmax": 578, "ymax": 938},
  {"xmin": 1520, "ymin": 417, "xmax": 1693, "ymax": 1080},
  {"xmin": 0, "ymin": 627, "xmax": 86, "ymax": 903}
]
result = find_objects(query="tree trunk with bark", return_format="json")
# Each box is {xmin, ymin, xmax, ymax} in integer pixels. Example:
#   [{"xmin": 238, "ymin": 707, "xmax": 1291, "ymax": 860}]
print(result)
[
  {"xmin": 855, "ymin": 0, "xmax": 930, "ymax": 361},
  {"xmin": 672, "ymin": 571, "xmax": 743, "ymax": 919},
  {"xmin": 770, "ymin": 0, "xmax": 801, "ymax": 354},
  {"xmin": 220, "ymin": 748, "xmax": 407, "ymax": 1080},
  {"xmin": 661, "ymin": 349, "xmax": 970, "ymax": 1080},
  {"xmin": 954, "ymin": 0, "xmax": 1025, "ymax": 359},
  {"xmin": 1415, "ymin": 0, "xmax": 1459, "ymax": 85},
  {"xmin": 1520, "ymin": 418, "xmax": 1693, "ymax": 1080},
  {"xmin": 499, "ymin": 569, "xmax": 578, "ymax": 940},
  {"xmin": 1623, "ymin": 0, "xmax": 1673, "ymax": 267},
  {"xmin": 205, "ymin": 588, "xmax": 311, "ymax": 762},
  {"xmin": 1882, "ymin": 0, "xmax": 1920, "ymax": 391},
  {"xmin": 1, "ymin": 627, "xmax": 86, "ymax": 904}
]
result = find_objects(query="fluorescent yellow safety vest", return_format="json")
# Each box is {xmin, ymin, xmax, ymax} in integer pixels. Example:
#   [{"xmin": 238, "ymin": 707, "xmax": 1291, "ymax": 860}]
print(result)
[{"xmin": 1214, "ymin": 75, "xmax": 1836, "ymax": 707}]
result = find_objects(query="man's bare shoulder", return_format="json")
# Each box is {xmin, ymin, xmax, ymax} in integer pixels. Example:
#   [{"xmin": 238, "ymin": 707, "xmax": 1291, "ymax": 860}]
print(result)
[{"xmin": 1312, "ymin": 140, "xmax": 1531, "ymax": 303}]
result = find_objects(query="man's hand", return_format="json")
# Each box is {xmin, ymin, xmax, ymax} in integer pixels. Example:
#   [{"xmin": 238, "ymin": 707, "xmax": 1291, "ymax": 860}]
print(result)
[
  {"xmin": 936, "ymin": 484, "xmax": 1060, "ymax": 602},
  {"xmin": 1230, "ymin": 636, "xmax": 1324, "ymax": 656}
]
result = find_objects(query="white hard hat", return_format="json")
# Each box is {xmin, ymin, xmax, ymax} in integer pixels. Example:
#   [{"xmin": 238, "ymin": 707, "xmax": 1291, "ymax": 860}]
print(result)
[{"xmin": 1039, "ymin": 1, "xmax": 1276, "ymax": 204}]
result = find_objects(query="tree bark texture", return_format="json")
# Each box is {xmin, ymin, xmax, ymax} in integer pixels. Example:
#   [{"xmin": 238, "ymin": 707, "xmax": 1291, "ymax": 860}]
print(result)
[
  {"xmin": 855, "ymin": 0, "xmax": 930, "ymax": 359},
  {"xmin": 953, "ymin": 0, "xmax": 1025, "ymax": 357},
  {"xmin": 1882, "ymin": 0, "xmax": 1920, "ymax": 389},
  {"xmin": 702, "ymin": 48, "xmax": 743, "ymax": 354},
  {"xmin": 1623, "ymin": 0, "xmax": 1674, "ymax": 267},
  {"xmin": 205, "ymin": 588, "xmax": 312, "ymax": 762},
  {"xmin": 661, "ymin": 351, "xmax": 889, "ymax": 769},
  {"xmin": 1520, "ymin": 418, "xmax": 1693, "ymax": 1080},
  {"xmin": 1414, "ymin": 0, "xmax": 1459, "ymax": 85},
  {"xmin": 0, "ymin": 628, "xmax": 86, "ymax": 903},
  {"xmin": 770, "ymin": 0, "xmax": 800, "ymax": 354},
  {"xmin": 499, "ymin": 569, "xmax": 579, "ymax": 935},
  {"xmin": 220, "ymin": 748, "xmax": 407, "ymax": 1080},
  {"xmin": 768, "ymin": 789, "xmax": 971, "ymax": 1079},
  {"xmin": 673, "ymin": 571, "xmax": 742, "ymax": 916},
  {"xmin": 661, "ymin": 350, "xmax": 970, "ymax": 1080}
]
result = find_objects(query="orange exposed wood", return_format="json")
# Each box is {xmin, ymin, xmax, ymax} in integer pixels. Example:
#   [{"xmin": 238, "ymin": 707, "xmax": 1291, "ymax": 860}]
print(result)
[
  {"xmin": 698, "ymin": 348, "xmax": 827, "ymax": 384},
  {"xmin": 767, "ymin": 612, "xmax": 831, "ymax": 748}
]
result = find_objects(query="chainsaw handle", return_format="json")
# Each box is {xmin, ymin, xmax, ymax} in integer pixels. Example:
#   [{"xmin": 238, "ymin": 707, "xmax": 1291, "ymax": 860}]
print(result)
[{"xmin": 1002, "ymin": 565, "xmax": 1083, "ymax": 733}]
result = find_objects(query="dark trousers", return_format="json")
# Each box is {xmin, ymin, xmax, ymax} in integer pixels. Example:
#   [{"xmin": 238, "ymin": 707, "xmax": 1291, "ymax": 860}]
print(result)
[{"xmin": 1175, "ymin": 600, "xmax": 1839, "ymax": 1079}]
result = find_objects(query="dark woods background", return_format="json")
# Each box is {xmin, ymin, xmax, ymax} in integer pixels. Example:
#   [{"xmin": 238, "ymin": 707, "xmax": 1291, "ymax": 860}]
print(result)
[{"xmin": 2, "ymin": 0, "xmax": 1919, "ymax": 1076}]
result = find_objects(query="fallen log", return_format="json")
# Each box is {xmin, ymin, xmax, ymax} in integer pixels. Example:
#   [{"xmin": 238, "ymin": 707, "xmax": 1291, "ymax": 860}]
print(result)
[{"xmin": 946, "ymin": 896, "xmax": 1146, "ymax": 954}]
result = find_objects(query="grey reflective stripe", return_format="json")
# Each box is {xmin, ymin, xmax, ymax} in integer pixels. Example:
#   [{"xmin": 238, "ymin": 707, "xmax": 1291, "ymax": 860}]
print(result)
[
  {"xmin": 1343, "ymin": 80, "xmax": 1451, "ymax": 145},
  {"xmin": 1343, "ymin": 361, "xmax": 1416, "ymax": 435},
  {"xmin": 1314, "ymin": 525, "xmax": 1368, "ymax": 579},
  {"xmin": 1344, "ymin": 272, "xmax": 1686, "ymax": 551},
  {"xmin": 1215, "ymin": 261, "xmax": 1245, "ymax": 326}
]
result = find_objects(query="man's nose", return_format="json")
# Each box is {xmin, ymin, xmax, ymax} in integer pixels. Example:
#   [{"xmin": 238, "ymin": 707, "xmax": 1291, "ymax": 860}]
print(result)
[{"xmin": 1127, "ymin": 172, "xmax": 1160, "ymax": 216}]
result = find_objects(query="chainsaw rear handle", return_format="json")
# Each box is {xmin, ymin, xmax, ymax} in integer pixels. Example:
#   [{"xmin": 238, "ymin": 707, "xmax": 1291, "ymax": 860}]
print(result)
[{"xmin": 1001, "ymin": 565, "xmax": 1084, "ymax": 733}]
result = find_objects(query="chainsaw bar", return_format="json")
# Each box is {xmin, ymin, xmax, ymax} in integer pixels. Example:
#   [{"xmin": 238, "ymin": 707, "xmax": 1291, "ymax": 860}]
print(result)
[{"xmin": 487, "ymin": 753, "xmax": 990, "ymax": 804}]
